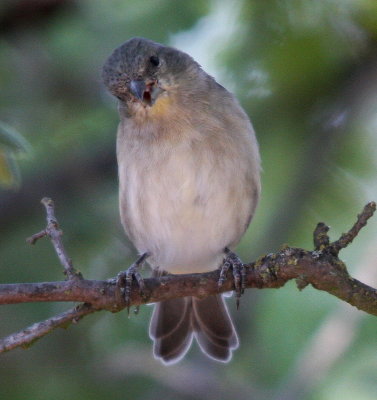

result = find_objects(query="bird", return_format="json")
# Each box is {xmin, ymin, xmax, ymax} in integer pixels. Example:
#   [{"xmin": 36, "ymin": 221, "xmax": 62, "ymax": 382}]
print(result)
[{"xmin": 102, "ymin": 37, "xmax": 261, "ymax": 365}]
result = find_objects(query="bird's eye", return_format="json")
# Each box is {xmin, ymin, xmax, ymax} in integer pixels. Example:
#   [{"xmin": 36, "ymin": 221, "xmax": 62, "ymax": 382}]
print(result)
[{"xmin": 149, "ymin": 55, "xmax": 160, "ymax": 67}]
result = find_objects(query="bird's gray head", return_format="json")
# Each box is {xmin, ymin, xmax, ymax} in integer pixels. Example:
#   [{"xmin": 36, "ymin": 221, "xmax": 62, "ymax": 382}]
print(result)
[{"xmin": 102, "ymin": 37, "xmax": 200, "ymax": 107}]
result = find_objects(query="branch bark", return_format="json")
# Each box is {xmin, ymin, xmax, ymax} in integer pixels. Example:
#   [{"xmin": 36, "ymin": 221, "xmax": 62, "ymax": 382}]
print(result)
[
  {"xmin": 1, "ymin": 199, "xmax": 376, "ymax": 353},
  {"xmin": 0, "ymin": 303, "xmax": 97, "ymax": 353},
  {"xmin": 26, "ymin": 197, "xmax": 83, "ymax": 281}
]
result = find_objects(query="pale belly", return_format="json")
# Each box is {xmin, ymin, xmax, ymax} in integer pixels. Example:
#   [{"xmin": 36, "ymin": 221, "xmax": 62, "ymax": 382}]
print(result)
[{"xmin": 118, "ymin": 143, "xmax": 254, "ymax": 274}]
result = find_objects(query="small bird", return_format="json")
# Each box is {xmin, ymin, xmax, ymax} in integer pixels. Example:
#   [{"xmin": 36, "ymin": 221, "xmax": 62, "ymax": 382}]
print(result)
[{"xmin": 102, "ymin": 37, "xmax": 261, "ymax": 364}]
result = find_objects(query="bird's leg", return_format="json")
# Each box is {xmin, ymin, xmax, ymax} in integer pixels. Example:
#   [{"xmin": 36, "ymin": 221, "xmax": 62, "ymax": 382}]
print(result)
[
  {"xmin": 116, "ymin": 252, "xmax": 149, "ymax": 313},
  {"xmin": 218, "ymin": 248, "xmax": 246, "ymax": 309}
]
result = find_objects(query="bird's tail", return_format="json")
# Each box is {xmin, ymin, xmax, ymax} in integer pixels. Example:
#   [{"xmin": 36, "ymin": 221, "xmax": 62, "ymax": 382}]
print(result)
[{"xmin": 149, "ymin": 294, "xmax": 239, "ymax": 364}]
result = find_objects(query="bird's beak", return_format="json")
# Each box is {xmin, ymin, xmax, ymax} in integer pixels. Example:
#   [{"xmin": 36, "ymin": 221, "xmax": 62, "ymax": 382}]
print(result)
[
  {"xmin": 130, "ymin": 79, "xmax": 146, "ymax": 101},
  {"xmin": 129, "ymin": 79, "xmax": 164, "ymax": 106}
]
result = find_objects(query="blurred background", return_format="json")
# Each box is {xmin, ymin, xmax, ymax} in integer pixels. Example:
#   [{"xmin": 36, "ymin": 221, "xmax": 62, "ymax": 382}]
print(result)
[{"xmin": 1, "ymin": 0, "xmax": 377, "ymax": 399}]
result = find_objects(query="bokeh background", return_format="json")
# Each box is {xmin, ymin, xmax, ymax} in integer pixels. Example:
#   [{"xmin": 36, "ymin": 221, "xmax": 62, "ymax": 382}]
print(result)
[{"xmin": 1, "ymin": 0, "xmax": 377, "ymax": 399}]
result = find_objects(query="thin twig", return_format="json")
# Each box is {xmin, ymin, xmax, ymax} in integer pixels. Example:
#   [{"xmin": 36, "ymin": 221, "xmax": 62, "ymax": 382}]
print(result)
[
  {"xmin": 0, "ymin": 303, "xmax": 97, "ymax": 353},
  {"xmin": 329, "ymin": 201, "xmax": 376, "ymax": 254},
  {"xmin": 313, "ymin": 222, "xmax": 330, "ymax": 250},
  {"xmin": 26, "ymin": 197, "xmax": 82, "ymax": 280},
  {"xmin": 27, "ymin": 229, "xmax": 47, "ymax": 244}
]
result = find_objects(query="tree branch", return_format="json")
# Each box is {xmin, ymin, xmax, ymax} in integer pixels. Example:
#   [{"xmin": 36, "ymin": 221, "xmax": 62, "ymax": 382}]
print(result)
[
  {"xmin": 0, "ymin": 303, "xmax": 97, "ymax": 353},
  {"xmin": 0, "ymin": 200, "xmax": 376, "ymax": 353}
]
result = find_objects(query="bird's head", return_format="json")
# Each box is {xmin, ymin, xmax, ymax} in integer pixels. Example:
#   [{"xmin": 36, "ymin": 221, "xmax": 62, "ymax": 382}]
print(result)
[{"xmin": 102, "ymin": 37, "xmax": 200, "ymax": 113}]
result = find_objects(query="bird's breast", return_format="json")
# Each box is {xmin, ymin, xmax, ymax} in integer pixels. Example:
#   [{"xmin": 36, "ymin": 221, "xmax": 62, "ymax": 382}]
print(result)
[{"xmin": 117, "ymin": 114, "xmax": 258, "ymax": 274}]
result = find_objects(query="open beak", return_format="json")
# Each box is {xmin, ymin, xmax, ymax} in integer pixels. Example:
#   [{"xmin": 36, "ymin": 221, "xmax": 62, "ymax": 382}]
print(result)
[{"xmin": 129, "ymin": 79, "xmax": 164, "ymax": 106}]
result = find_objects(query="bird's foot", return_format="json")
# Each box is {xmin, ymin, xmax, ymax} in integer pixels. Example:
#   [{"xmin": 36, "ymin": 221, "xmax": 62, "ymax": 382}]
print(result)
[
  {"xmin": 218, "ymin": 248, "xmax": 246, "ymax": 309},
  {"xmin": 116, "ymin": 252, "xmax": 149, "ymax": 313}
]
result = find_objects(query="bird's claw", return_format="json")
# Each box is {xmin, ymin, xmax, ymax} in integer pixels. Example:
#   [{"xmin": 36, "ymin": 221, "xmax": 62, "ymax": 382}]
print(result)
[
  {"xmin": 218, "ymin": 248, "xmax": 246, "ymax": 309},
  {"xmin": 116, "ymin": 253, "xmax": 148, "ymax": 314}
]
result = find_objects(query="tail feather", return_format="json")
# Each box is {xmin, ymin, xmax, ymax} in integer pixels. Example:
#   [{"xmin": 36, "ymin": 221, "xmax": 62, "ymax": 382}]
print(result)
[
  {"xmin": 156, "ymin": 332, "xmax": 193, "ymax": 364},
  {"xmin": 192, "ymin": 296, "xmax": 238, "ymax": 362},
  {"xmin": 149, "ymin": 295, "xmax": 238, "ymax": 364},
  {"xmin": 193, "ymin": 328, "xmax": 234, "ymax": 362},
  {"xmin": 149, "ymin": 297, "xmax": 193, "ymax": 364},
  {"xmin": 150, "ymin": 297, "xmax": 190, "ymax": 339},
  {"xmin": 192, "ymin": 296, "xmax": 239, "ymax": 348}
]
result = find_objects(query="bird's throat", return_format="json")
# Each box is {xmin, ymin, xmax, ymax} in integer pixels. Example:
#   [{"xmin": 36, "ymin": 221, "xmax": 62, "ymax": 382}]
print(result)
[{"xmin": 132, "ymin": 95, "xmax": 173, "ymax": 122}]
